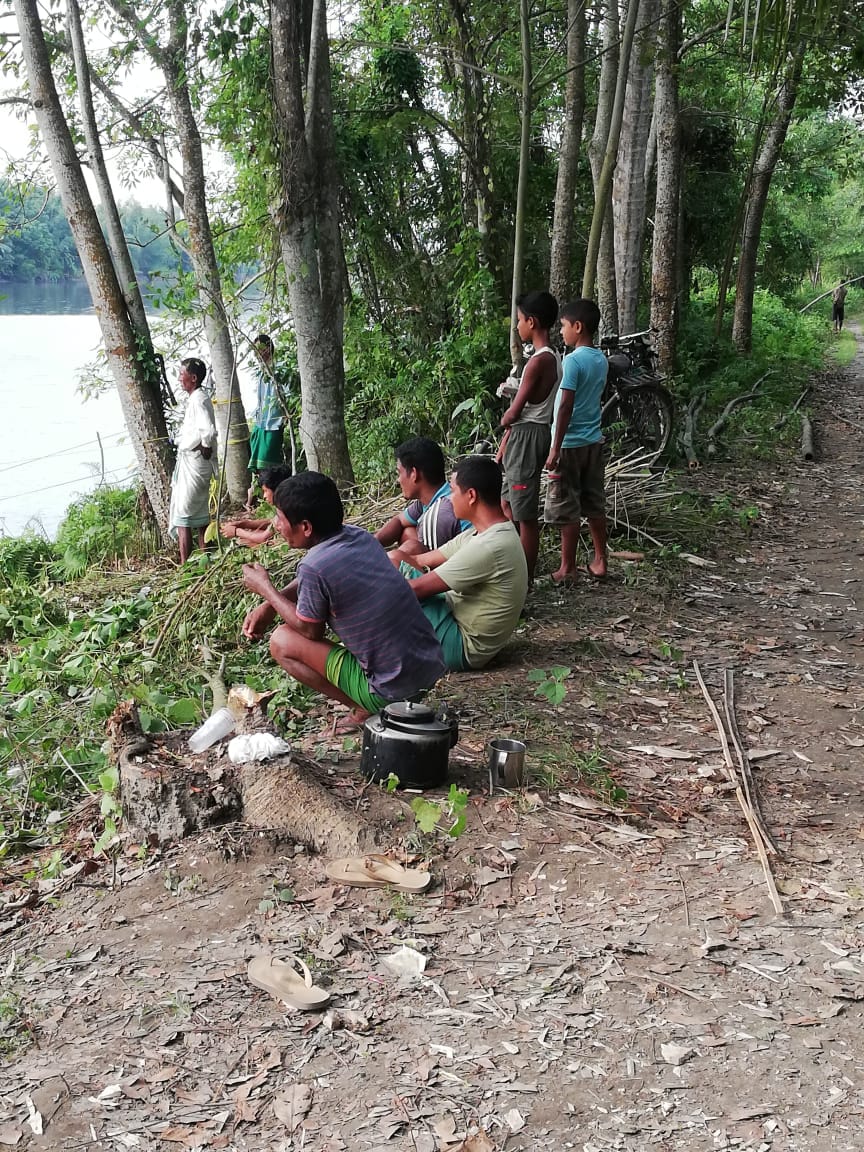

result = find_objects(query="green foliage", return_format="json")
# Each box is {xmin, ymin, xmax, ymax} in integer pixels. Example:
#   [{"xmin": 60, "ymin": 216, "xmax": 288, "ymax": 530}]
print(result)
[
  {"xmin": 54, "ymin": 486, "xmax": 155, "ymax": 578},
  {"xmin": 410, "ymin": 784, "xmax": 469, "ymax": 839},
  {"xmin": 0, "ymin": 535, "xmax": 54, "ymax": 587},
  {"xmin": 527, "ymin": 666, "xmax": 571, "ymax": 706}
]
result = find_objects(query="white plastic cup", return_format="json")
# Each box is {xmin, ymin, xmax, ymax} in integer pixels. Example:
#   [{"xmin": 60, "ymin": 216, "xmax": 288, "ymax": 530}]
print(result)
[{"xmin": 188, "ymin": 708, "xmax": 235, "ymax": 753}]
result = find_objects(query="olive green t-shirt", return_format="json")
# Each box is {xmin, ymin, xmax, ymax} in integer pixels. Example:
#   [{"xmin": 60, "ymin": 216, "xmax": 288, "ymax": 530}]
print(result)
[{"xmin": 436, "ymin": 522, "xmax": 528, "ymax": 668}]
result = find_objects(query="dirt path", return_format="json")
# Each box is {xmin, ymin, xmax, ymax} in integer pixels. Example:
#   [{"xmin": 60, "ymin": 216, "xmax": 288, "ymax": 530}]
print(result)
[{"xmin": 3, "ymin": 339, "xmax": 864, "ymax": 1151}]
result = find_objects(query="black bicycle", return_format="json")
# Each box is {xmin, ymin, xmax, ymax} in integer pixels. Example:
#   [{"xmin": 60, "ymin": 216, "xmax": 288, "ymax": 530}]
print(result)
[{"xmin": 600, "ymin": 330, "xmax": 674, "ymax": 460}]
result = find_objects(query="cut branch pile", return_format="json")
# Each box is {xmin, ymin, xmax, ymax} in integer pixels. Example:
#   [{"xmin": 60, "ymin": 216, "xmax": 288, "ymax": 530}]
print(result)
[
  {"xmin": 604, "ymin": 448, "xmax": 680, "ymax": 546},
  {"xmin": 693, "ymin": 661, "xmax": 783, "ymax": 916},
  {"xmin": 706, "ymin": 372, "xmax": 771, "ymax": 457}
]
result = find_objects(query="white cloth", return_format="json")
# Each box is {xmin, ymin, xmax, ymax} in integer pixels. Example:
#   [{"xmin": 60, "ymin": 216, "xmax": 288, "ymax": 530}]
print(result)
[{"xmin": 168, "ymin": 388, "xmax": 218, "ymax": 532}]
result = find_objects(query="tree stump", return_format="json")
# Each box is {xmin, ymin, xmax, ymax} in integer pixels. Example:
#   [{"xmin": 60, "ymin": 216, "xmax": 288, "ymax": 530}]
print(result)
[{"xmin": 108, "ymin": 701, "xmax": 380, "ymax": 855}]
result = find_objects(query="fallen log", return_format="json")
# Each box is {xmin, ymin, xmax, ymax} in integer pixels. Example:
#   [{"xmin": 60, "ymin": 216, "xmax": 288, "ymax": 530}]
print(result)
[
  {"xmin": 107, "ymin": 701, "xmax": 380, "ymax": 855},
  {"xmin": 801, "ymin": 414, "xmax": 815, "ymax": 462},
  {"xmin": 706, "ymin": 372, "xmax": 771, "ymax": 457}
]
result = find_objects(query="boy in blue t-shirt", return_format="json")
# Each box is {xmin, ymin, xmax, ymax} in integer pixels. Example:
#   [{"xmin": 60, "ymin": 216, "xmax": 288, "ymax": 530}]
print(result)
[{"xmin": 544, "ymin": 298, "xmax": 609, "ymax": 584}]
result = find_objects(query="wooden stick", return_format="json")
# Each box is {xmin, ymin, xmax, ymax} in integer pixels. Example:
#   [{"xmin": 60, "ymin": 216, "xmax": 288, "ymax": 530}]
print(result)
[
  {"xmin": 723, "ymin": 669, "xmax": 779, "ymax": 855},
  {"xmin": 692, "ymin": 661, "xmax": 783, "ymax": 916},
  {"xmin": 801, "ymin": 414, "xmax": 815, "ymax": 462},
  {"xmin": 682, "ymin": 391, "xmax": 706, "ymax": 470},
  {"xmin": 706, "ymin": 373, "xmax": 772, "ymax": 455},
  {"xmin": 773, "ymin": 385, "xmax": 811, "ymax": 430}
]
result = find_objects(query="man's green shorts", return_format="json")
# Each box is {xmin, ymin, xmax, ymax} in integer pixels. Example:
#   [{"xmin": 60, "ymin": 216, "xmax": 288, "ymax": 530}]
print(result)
[
  {"xmin": 324, "ymin": 645, "xmax": 388, "ymax": 714},
  {"xmin": 249, "ymin": 424, "xmax": 285, "ymax": 471}
]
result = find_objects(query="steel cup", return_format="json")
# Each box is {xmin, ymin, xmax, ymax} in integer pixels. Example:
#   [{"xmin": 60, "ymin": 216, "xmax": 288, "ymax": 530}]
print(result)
[{"xmin": 487, "ymin": 738, "xmax": 527, "ymax": 790}]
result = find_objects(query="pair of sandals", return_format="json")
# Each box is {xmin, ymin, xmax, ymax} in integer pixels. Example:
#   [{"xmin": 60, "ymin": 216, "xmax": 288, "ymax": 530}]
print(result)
[{"xmin": 247, "ymin": 855, "xmax": 431, "ymax": 1011}]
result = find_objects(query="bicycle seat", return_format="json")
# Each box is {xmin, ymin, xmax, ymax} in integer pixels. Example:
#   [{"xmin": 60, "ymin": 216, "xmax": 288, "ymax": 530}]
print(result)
[{"xmin": 606, "ymin": 352, "xmax": 632, "ymax": 385}]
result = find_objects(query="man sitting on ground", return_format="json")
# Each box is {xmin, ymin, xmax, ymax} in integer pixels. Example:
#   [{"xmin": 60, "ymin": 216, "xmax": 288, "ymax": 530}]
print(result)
[
  {"xmin": 375, "ymin": 437, "xmax": 468, "ymax": 562},
  {"xmin": 221, "ymin": 465, "xmax": 292, "ymax": 547},
  {"xmin": 405, "ymin": 455, "xmax": 528, "ymax": 671},
  {"xmin": 241, "ymin": 472, "xmax": 445, "ymax": 732}
]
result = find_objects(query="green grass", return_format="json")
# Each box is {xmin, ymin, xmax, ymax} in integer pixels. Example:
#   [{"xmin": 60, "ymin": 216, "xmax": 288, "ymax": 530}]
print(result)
[{"xmin": 830, "ymin": 329, "xmax": 858, "ymax": 367}]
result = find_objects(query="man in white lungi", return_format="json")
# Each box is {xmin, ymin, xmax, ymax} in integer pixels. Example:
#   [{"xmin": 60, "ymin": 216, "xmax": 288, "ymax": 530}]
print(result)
[{"xmin": 168, "ymin": 357, "xmax": 218, "ymax": 562}]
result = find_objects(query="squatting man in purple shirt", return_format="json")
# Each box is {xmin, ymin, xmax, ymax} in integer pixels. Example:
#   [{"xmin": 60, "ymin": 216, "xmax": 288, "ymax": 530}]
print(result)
[{"xmin": 241, "ymin": 472, "xmax": 445, "ymax": 734}]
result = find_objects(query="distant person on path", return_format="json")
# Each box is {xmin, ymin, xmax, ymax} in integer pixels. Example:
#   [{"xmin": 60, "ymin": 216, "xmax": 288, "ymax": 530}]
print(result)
[
  {"xmin": 497, "ymin": 290, "xmax": 562, "ymax": 583},
  {"xmin": 375, "ymin": 437, "xmax": 468, "ymax": 562},
  {"xmin": 221, "ymin": 464, "xmax": 292, "ymax": 547},
  {"xmin": 833, "ymin": 283, "xmax": 848, "ymax": 333},
  {"xmin": 544, "ymin": 299, "xmax": 609, "ymax": 584},
  {"xmin": 169, "ymin": 357, "xmax": 217, "ymax": 563},
  {"xmin": 247, "ymin": 334, "xmax": 287, "ymax": 508},
  {"xmin": 404, "ymin": 455, "xmax": 528, "ymax": 672},
  {"xmin": 241, "ymin": 472, "xmax": 445, "ymax": 732}
]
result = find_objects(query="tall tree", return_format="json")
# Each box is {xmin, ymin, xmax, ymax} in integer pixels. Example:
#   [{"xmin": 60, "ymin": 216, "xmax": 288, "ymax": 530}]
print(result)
[
  {"xmin": 550, "ymin": 0, "xmax": 587, "ymax": 304},
  {"xmin": 13, "ymin": 0, "xmax": 175, "ymax": 530},
  {"xmin": 649, "ymin": 0, "xmax": 682, "ymax": 373},
  {"xmin": 586, "ymin": 0, "xmax": 621, "ymax": 326},
  {"xmin": 731, "ymin": 41, "xmax": 806, "ymax": 352},
  {"xmin": 509, "ymin": 0, "xmax": 532, "ymax": 368},
  {"xmin": 106, "ymin": 0, "xmax": 251, "ymax": 504},
  {"xmin": 613, "ymin": 0, "xmax": 659, "ymax": 334},
  {"xmin": 269, "ymin": 0, "xmax": 353, "ymax": 483}
]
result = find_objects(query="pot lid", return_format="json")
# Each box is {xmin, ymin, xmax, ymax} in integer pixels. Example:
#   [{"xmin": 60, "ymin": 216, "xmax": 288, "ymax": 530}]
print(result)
[{"xmin": 384, "ymin": 701, "xmax": 436, "ymax": 724}]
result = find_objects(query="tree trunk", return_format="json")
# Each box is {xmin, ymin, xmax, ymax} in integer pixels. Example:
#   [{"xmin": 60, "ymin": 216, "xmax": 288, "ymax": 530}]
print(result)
[
  {"xmin": 163, "ymin": 0, "xmax": 250, "ymax": 503},
  {"xmin": 649, "ymin": 0, "xmax": 683, "ymax": 374},
  {"xmin": 270, "ymin": 0, "xmax": 354, "ymax": 484},
  {"xmin": 586, "ymin": 0, "xmax": 620, "ymax": 326},
  {"xmin": 14, "ymin": 0, "xmax": 174, "ymax": 532},
  {"xmin": 731, "ymin": 44, "xmax": 805, "ymax": 354},
  {"xmin": 613, "ymin": 0, "xmax": 659, "ymax": 335},
  {"xmin": 448, "ymin": 0, "xmax": 502, "ymax": 292},
  {"xmin": 549, "ymin": 0, "xmax": 587, "ymax": 304},
  {"xmin": 509, "ymin": 0, "xmax": 532, "ymax": 369}
]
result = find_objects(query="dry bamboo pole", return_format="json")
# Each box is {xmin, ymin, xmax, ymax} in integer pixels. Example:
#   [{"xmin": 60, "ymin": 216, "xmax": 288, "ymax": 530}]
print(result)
[
  {"xmin": 799, "ymin": 274, "xmax": 864, "ymax": 313},
  {"xmin": 692, "ymin": 661, "xmax": 783, "ymax": 916},
  {"xmin": 723, "ymin": 668, "xmax": 778, "ymax": 855},
  {"xmin": 772, "ymin": 385, "xmax": 810, "ymax": 431}
]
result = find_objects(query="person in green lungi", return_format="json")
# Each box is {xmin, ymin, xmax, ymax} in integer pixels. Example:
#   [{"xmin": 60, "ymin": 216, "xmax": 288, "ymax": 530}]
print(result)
[{"xmin": 247, "ymin": 333, "xmax": 287, "ymax": 507}]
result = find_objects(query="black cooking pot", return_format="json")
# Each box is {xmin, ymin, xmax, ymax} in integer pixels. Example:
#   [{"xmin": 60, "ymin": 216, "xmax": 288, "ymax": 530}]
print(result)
[{"xmin": 359, "ymin": 701, "xmax": 458, "ymax": 790}]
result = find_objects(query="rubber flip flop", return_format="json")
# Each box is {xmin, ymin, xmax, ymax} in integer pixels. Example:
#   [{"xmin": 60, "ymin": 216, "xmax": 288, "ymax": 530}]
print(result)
[
  {"xmin": 247, "ymin": 954, "xmax": 331, "ymax": 1011},
  {"xmin": 325, "ymin": 854, "xmax": 431, "ymax": 893}
]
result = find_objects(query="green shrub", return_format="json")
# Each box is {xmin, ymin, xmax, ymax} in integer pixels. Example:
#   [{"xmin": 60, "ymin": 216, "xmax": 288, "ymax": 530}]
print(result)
[
  {"xmin": 0, "ymin": 535, "xmax": 55, "ymax": 587},
  {"xmin": 54, "ymin": 486, "xmax": 153, "ymax": 578}
]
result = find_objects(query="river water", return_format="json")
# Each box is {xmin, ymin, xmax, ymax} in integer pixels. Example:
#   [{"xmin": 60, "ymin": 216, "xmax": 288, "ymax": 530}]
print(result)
[{"xmin": 0, "ymin": 281, "xmax": 257, "ymax": 538}]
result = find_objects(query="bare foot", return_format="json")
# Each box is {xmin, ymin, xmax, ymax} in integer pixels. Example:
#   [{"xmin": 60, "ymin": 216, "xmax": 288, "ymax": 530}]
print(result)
[
  {"xmin": 586, "ymin": 559, "xmax": 608, "ymax": 580},
  {"xmin": 550, "ymin": 568, "xmax": 578, "ymax": 586}
]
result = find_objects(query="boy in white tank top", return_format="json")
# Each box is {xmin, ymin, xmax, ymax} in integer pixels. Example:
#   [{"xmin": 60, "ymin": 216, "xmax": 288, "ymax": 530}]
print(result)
[{"xmin": 497, "ymin": 291, "xmax": 561, "ymax": 582}]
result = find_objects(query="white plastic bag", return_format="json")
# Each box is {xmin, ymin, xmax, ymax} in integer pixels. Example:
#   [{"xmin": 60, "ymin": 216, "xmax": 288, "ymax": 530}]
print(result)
[{"xmin": 227, "ymin": 732, "xmax": 291, "ymax": 764}]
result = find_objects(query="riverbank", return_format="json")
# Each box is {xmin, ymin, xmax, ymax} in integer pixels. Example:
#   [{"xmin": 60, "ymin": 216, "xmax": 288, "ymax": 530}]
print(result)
[{"xmin": 2, "ymin": 327, "xmax": 863, "ymax": 1149}]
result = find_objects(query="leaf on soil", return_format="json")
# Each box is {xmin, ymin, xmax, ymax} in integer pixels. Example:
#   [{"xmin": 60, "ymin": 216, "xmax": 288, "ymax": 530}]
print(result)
[
  {"xmin": 660, "ymin": 1043, "xmax": 694, "ymax": 1066},
  {"xmin": 558, "ymin": 792, "xmax": 612, "ymax": 812},
  {"xmin": 457, "ymin": 1133, "xmax": 495, "ymax": 1152},
  {"xmin": 504, "ymin": 1108, "xmax": 525, "ymax": 1133},
  {"xmin": 475, "ymin": 866, "xmax": 510, "ymax": 887},
  {"xmin": 0, "ymin": 1123, "xmax": 22, "ymax": 1147},
  {"xmin": 273, "ymin": 1083, "xmax": 312, "ymax": 1131},
  {"xmin": 680, "ymin": 553, "xmax": 717, "ymax": 567},
  {"xmin": 433, "ymin": 1114, "xmax": 463, "ymax": 1147},
  {"xmin": 629, "ymin": 745, "xmax": 696, "ymax": 760},
  {"xmin": 323, "ymin": 1008, "xmax": 371, "ymax": 1033}
]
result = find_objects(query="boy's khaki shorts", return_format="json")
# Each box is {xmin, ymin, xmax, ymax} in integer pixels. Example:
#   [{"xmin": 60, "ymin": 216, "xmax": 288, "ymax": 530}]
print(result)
[
  {"xmin": 502, "ymin": 422, "xmax": 551, "ymax": 521},
  {"xmin": 544, "ymin": 442, "xmax": 606, "ymax": 525}
]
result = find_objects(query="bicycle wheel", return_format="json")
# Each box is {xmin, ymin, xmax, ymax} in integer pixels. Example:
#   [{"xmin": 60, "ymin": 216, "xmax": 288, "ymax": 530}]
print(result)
[{"xmin": 602, "ymin": 382, "xmax": 674, "ymax": 460}]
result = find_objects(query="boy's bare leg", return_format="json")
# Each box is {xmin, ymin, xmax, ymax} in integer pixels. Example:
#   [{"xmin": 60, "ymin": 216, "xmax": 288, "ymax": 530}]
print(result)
[
  {"xmin": 501, "ymin": 498, "xmax": 514, "ymax": 521},
  {"xmin": 197, "ymin": 526, "xmax": 207, "ymax": 552},
  {"xmin": 551, "ymin": 524, "xmax": 579, "ymax": 583},
  {"xmin": 586, "ymin": 516, "xmax": 608, "ymax": 578},
  {"xmin": 518, "ymin": 519, "xmax": 541, "ymax": 583},
  {"xmin": 269, "ymin": 624, "xmax": 369, "ymax": 723},
  {"xmin": 177, "ymin": 526, "xmax": 192, "ymax": 563}
]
